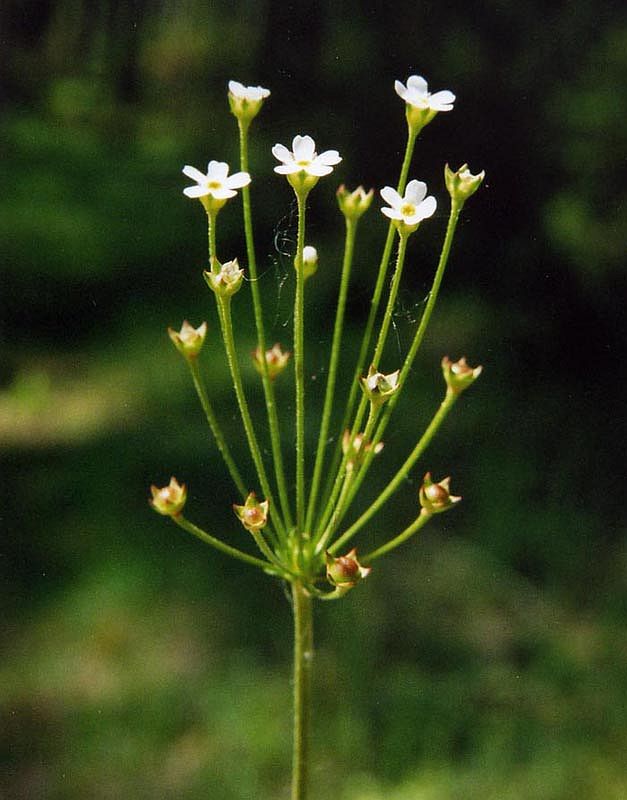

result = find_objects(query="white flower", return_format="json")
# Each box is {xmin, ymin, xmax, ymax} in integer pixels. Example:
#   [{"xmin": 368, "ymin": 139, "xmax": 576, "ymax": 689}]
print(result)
[
  {"xmin": 228, "ymin": 80, "xmax": 270, "ymax": 102},
  {"xmin": 380, "ymin": 180, "xmax": 437, "ymax": 227},
  {"xmin": 182, "ymin": 161, "xmax": 251, "ymax": 200},
  {"xmin": 272, "ymin": 135, "xmax": 342, "ymax": 177},
  {"xmin": 394, "ymin": 75, "xmax": 455, "ymax": 112}
]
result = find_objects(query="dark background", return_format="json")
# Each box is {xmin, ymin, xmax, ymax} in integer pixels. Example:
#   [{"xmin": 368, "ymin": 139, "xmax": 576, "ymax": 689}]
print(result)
[{"xmin": 1, "ymin": 1, "xmax": 626, "ymax": 798}]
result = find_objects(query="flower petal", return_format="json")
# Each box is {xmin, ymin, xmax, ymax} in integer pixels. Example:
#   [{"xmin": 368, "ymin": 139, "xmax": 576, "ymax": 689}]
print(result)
[
  {"xmin": 394, "ymin": 80, "xmax": 407, "ymax": 99},
  {"xmin": 292, "ymin": 135, "xmax": 316, "ymax": 161},
  {"xmin": 380, "ymin": 186, "xmax": 402, "ymax": 208},
  {"xmin": 272, "ymin": 143, "xmax": 293, "ymax": 163},
  {"xmin": 210, "ymin": 187, "xmax": 237, "ymax": 199},
  {"xmin": 274, "ymin": 164, "xmax": 300, "ymax": 174},
  {"xmin": 405, "ymin": 180, "xmax": 427, "ymax": 204},
  {"xmin": 183, "ymin": 185, "xmax": 210, "ymax": 198},
  {"xmin": 407, "ymin": 75, "xmax": 428, "ymax": 94},
  {"xmin": 207, "ymin": 161, "xmax": 229, "ymax": 180},
  {"xmin": 225, "ymin": 171, "xmax": 251, "ymax": 189},
  {"xmin": 182, "ymin": 165, "xmax": 207, "ymax": 183},
  {"xmin": 228, "ymin": 80, "xmax": 246, "ymax": 96},
  {"xmin": 417, "ymin": 195, "xmax": 437, "ymax": 220},
  {"xmin": 429, "ymin": 90, "xmax": 455, "ymax": 110},
  {"xmin": 381, "ymin": 207, "xmax": 403, "ymax": 220},
  {"xmin": 305, "ymin": 162, "xmax": 332, "ymax": 177},
  {"xmin": 316, "ymin": 149, "xmax": 342, "ymax": 166}
]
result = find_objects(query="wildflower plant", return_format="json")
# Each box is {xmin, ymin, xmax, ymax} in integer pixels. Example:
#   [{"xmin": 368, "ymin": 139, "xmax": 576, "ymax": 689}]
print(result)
[{"xmin": 151, "ymin": 75, "xmax": 484, "ymax": 799}]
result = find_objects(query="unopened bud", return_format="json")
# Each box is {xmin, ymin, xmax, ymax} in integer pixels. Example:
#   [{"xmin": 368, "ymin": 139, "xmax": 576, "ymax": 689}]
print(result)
[
  {"xmin": 441, "ymin": 356, "xmax": 482, "ymax": 395},
  {"xmin": 204, "ymin": 258, "xmax": 244, "ymax": 298},
  {"xmin": 168, "ymin": 320, "xmax": 208, "ymax": 359},
  {"xmin": 337, "ymin": 185, "xmax": 374, "ymax": 221},
  {"xmin": 419, "ymin": 472, "xmax": 461, "ymax": 515},
  {"xmin": 253, "ymin": 343, "xmax": 291, "ymax": 381},
  {"xmin": 444, "ymin": 163, "xmax": 485, "ymax": 204},
  {"xmin": 326, "ymin": 548, "xmax": 371, "ymax": 588},
  {"xmin": 295, "ymin": 245, "xmax": 318, "ymax": 280},
  {"xmin": 233, "ymin": 492, "xmax": 269, "ymax": 532},
  {"xmin": 149, "ymin": 477, "xmax": 187, "ymax": 517}
]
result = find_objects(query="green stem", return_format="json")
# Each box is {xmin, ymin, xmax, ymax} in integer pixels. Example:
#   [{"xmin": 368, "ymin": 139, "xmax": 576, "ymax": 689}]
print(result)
[
  {"xmin": 371, "ymin": 232, "xmax": 408, "ymax": 366},
  {"xmin": 325, "ymin": 199, "xmax": 463, "ymax": 546},
  {"xmin": 362, "ymin": 511, "xmax": 432, "ymax": 563},
  {"xmin": 316, "ymin": 128, "xmax": 417, "ymax": 525},
  {"xmin": 239, "ymin": 121, "xmax": 294, "ymax": 530},
  {"xmin": 294, "ymin": 191, "xmax": 308, "ymax": 535},
  {"xmin": 305, "ymin": 217, "xmax": 357, "ymax": 532},
  {"xmin": 291, "ymin": 581, "xmax": 313, "ymax": 800},
  {"xmin": 172, "ymin": 514, "xmax": 282, "ymax": 574},
  {"xmin": 250, "ymin": 529, "xmax": 290, "ymax": 573},
  {"xmin": 186, "ymin": 357, "xmax": 247, "ymax": 498},
  {"xmin": 315, "ymin": 471, "xmax": 355, "ymax": 556},
  {"xmin": 330, "ymin": 390, "xmax": 457, "ymax": 554},
  {"xmin": 217, "ymin": 297, "xmax": 286, "ymax": 541},
  {"xmin": 392, "ymin": 199, "xmax": 462, "ymax": 397},
  {"xmin": 314, "ymin": 401, "xmax": 379, "ymax": 544},
  {"xmin": 207, "ymin": 210, "xmax": 218, "ymax": 271}
]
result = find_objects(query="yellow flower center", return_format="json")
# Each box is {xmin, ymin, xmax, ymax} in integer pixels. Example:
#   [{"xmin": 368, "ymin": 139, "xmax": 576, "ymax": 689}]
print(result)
[{"xmin": 401, "ymin": 202, "xmax": 416, "ymax": 217}]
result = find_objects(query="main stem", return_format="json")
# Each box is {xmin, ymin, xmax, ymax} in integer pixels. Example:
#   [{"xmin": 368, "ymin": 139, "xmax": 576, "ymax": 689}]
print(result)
[{"xmin": 291, "ymin": 581, "xmax": 313, "ymax": 800}]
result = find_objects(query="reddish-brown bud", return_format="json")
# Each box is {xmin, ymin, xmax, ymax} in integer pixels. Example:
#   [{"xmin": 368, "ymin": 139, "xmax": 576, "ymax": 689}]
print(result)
[
  {"xmin": 326, "ymin": 548, "xmax": 371, "ymax": 587},
  {"xmin": 419, "ymin": 472, "xmax": 462, "ymax": 515},
  {"xmin": 233, "ymin": 492, "xmax": 269, "ymax": 532}
]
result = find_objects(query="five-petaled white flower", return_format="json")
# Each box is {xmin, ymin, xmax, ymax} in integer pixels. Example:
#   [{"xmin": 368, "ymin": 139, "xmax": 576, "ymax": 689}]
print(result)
[
  {"xmin": 182, "ymin": 161, "xmax": 251, "ymax": 200},
  {"xmin": 272, "ymin": 135, "xmax": 342, "ymax": 178},
  {"xmin": 228, "ymin": 80, "xmax": 270, "ymax": 102},
  {"xmin": 380, "ymin": 180, "xmax": 437, "ymax": 228},
  {"xmin": 394, "ymin": 75, "xmax": 455, "ymax": 112}
]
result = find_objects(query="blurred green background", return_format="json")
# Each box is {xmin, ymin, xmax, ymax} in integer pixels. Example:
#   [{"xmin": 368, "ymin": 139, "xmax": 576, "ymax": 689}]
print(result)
[{"xmin": 1, "ymin": 1, "xmax": 626, "ymax": 798}]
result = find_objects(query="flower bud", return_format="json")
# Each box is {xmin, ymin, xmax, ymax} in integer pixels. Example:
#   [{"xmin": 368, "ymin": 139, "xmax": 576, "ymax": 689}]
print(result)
[
  {"xmin": 253, "ymin": 343, "xmax": 291, "ymax": 381},
  {"xmin": 444, "ymin": 164, "xmax": 485, "ymax": 204},
  {"xmin": 336, "ymin": 185, "xmax": 374, "ymax": 221},
  {"xmin": 326, "ymin": 548, "xmax": 371, "ymax": 588},
  {"xmin": 227, "ymin": 80, "xmax": 270, "ymax": 125},
  {"xmin": 168, "ymin": 320, "xmax": 208, "ymax": 359},
  {"xmin": 204, "ymin": 258, "xmax": 244, "ymax": 298},
  {"xmin": 342, "ymin": 431, "xmax": 384, "ymax": 472},
  {"xmin": 149, "ymin": 477, "xmax": 187, "ymax": 517},
  {"xmin": 360, "ymin": 365, "xmax": 400, "ymax": 408},
  {"xmin": 419, "ymin": 472, "xmax": 461, "ymax": 515},
  {"xmin": 233, "ymin": 492, "xmax": 269, "ymax": 533},
  {"xmin": 441, "ymin": 356, "xmax": 482, "ymax": 395},
  {"xmin": 299, "ymin": 245, "xmax": 318, "ymax": 280}
]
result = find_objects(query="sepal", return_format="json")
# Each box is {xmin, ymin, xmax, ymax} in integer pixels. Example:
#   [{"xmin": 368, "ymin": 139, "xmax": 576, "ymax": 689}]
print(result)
[{"xmin": 149, "ymin": 477, "xmax": 187, "ymax": 517}]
